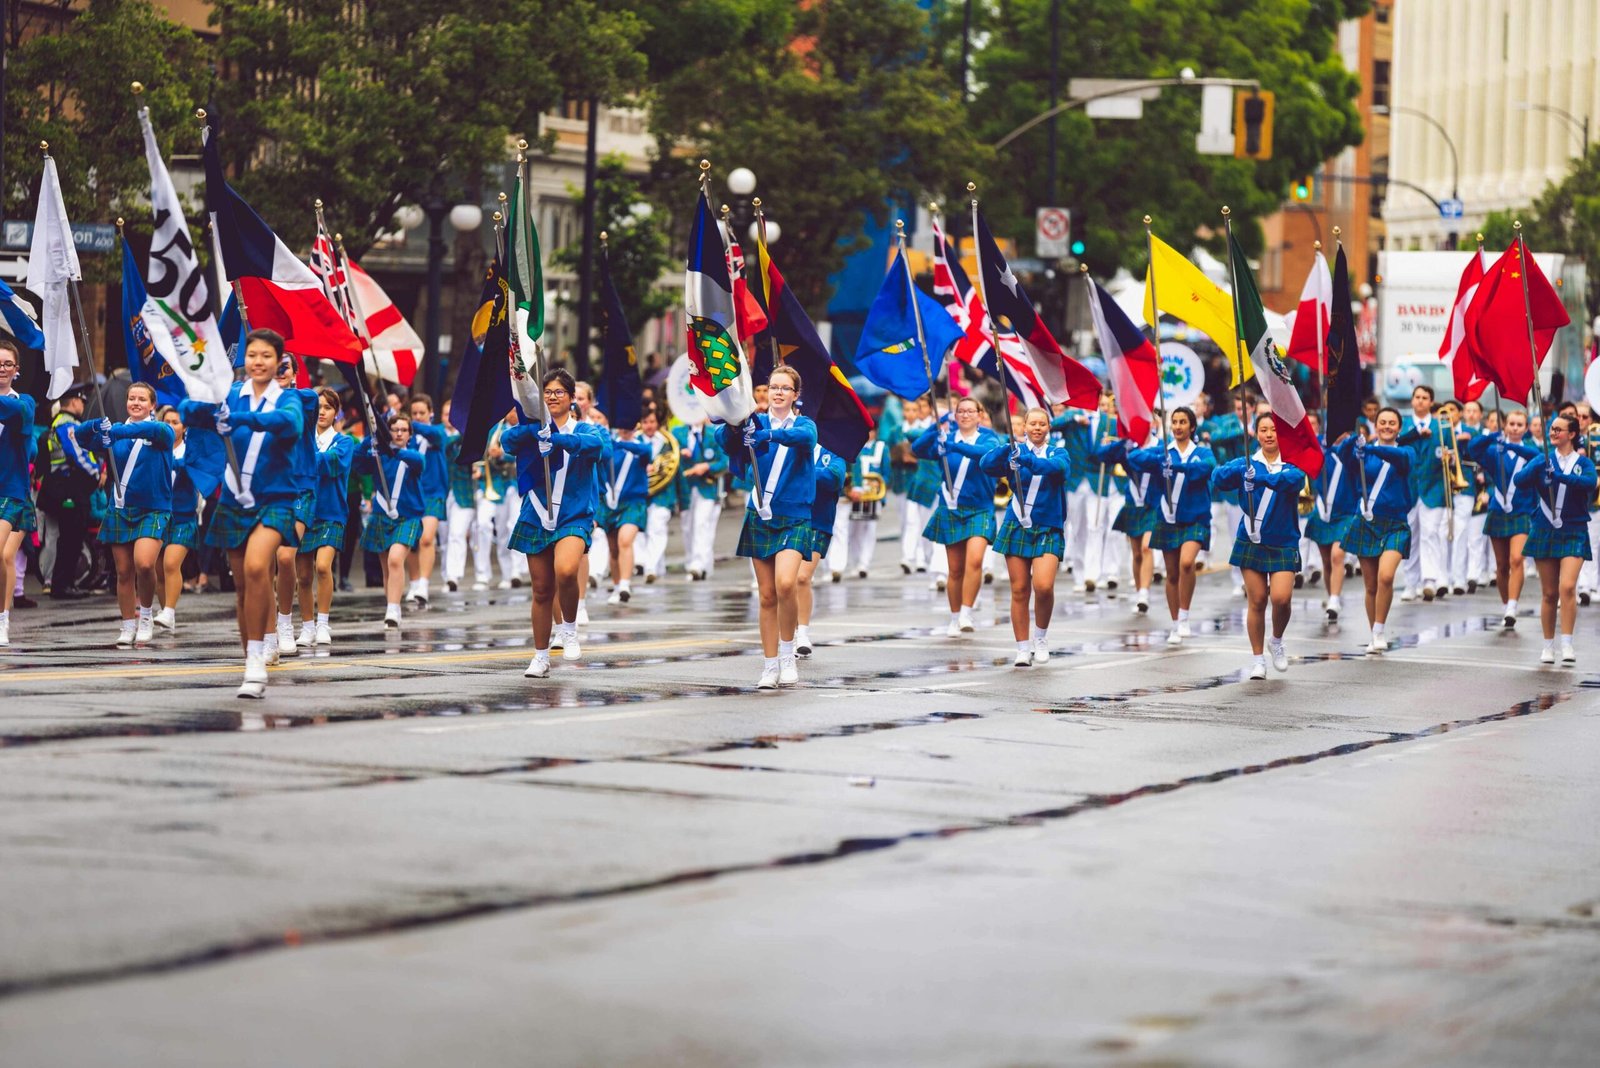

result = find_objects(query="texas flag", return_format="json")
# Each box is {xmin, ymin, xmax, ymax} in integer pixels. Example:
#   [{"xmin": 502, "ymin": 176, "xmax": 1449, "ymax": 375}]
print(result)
[
  {"xmin": 1284, "ymin": 251, "xmax": 1332, "ymax": 372},
  {"xmin": 1085, "ymin": 276, "xmax": 1158, "ymax": 445},
  {"xmin": 203, "ymin": 121, "xmax": 360, "ymax": 364},
  {"xmin": 974, "ymin": 208, "xmax": 1101, "ymax": 411},
  {"xmin": 1439, "ymin": 247, "xmax": 1491, "ymax": 402}
]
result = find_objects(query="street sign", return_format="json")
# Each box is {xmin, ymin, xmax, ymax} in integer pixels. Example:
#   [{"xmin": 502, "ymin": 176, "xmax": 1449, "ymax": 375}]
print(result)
[
  {"xmin": 1438, "ymin": 198, "xmax": 1464, "ymax": 219},
  {"xmin": 0, "ymin": 220, "xmax": 117, "ymax": 254},
  {"xmin": 1035, "ymin": 207, "xmax": 1071, "ymax": 258}
]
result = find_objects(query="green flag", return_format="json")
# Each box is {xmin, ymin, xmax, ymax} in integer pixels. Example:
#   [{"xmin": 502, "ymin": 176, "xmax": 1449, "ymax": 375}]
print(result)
[
  {"xmin": 507, "ymin": 178, "xmax": 545, "ymax": 342},
  {"xmin": 1225, "ymin": 230, "xmax": 1265, "ymax": 387}
]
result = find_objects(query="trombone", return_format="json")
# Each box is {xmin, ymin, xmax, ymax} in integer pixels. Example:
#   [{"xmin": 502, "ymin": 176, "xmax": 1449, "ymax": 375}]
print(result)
[{"xmin": 1439, "ymin": 418, "xmax": 1469, "ymax": 542}]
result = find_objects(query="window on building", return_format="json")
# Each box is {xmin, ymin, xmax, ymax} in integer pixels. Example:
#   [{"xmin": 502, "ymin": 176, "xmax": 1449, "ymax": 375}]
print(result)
[
  {"xmin": 1372, "ymin": 60, "xmax": 1390, "ymax": 109},
  {"xmin": 1375, "ymin": 2, "xmax": 1389, "ymax": 24}
]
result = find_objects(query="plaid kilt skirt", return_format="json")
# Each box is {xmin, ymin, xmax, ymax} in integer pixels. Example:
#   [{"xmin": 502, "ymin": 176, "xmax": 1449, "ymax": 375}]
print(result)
[
  {"xmin": 1229, "ymin": 538, "xmax": 1302, "ymax": 574},
  {"xmin": 597, "ymin": 498, "xmax": 648, "ymax": 534},
  {"xmin": 922, "ymin": 504, "xmax": 995, "ymax": 546},
  {"xmin": 807, "ymin": 528, "xmax": 834, "ymax": 560},
  {"xmin": 424, "ymin": 497, "xmax": 448, "ymax": 521},
  {"xmin": 206, "ymin": 501, "xmax": 300, "ymax": 550},
  {"xmin": 362, "ymin": 513, "xmax": 423, "ymax": 553},
  {"xmin": 292, "ymin": 490, "xmax": 317, "ymax": 527},
  {"xmin": 1303, "ymin": 512, "xmax": 1355, "ymax": 546},
  {"xmin": 0, "ymin": 494, "xmax": 35, "ymax": 533},
  {"xmin": 993, "ymin": 516, "xmax": 1065, "ymax": 560},
  {"xmin": 1485, "ymin": 510, "xmax": 1533, "ymax": 539},
  {"xmin": 736, "ymin": 514, "xmax": 812, "ymax": 560},
  {"xmin": 299, "ymin": 519, "xmax": 346, "ymax": 553},
  {"xmin": 508, "ymin": 517, "xmax": 591, "ymax": 557},
  {"xmin": 1343, "ymin": 514, "xmax": 1411, "ymax": 559},
  {"xmin": 1112, "ymin": 503, "xmax": 1159, "ymax": 537},
  {"xmin": 100, "ymin": 506, "xmax": 169, "ymax": 545},
  {"xmin": 1150, "ymin": 517, "xmax": 1210, "ymax": 552},
  {"xmin": 1525, "ymin": 519, "xmax": 1593, "ymax": 561},
  {"xmin": 165, "ymin": 516, "xmax": 200, "ymax": 551}
]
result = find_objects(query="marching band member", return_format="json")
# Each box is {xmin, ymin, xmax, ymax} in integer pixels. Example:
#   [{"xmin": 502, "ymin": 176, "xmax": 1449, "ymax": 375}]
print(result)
[
  {"xmin": 599, "ymin": 406, "xmax": 653, "ymax": 605},
  {"xmin": 81, "ymin": 383, "xmax": 173, "ymax": 648},
  {"xmin": 1459, "ymin": 400, "xmax": 1492, "ymax": 591},
  {"xmin": 444, "ymin": 407, "xmax": 488, "ymax": 593},
  {"xmin": 1467, "ymin": 409, "xmax": 1538, "ymax": 627},
  {"xmin": 1435, "ymin": 400, "xmax": 1478, "ymax": 595},
  {"xmin": 717, "ymin": 365, "xmax": 816, "ymax": 689},
  {"xmin": 1514, "ymin": 414, "xmax": 1597, "ymax": 664},
  {"xmin": 794, "ymin": 439, "xmax": 846, "ymax": 658},
  {"xmin": 1090, "ymin": 428, "xmax": 1158, "ymax": 614},
  {"xmin": 906, "ymin": 399, "xmax": 949, "ymax": 589},
  {"xmin": 481, "ymin": 412, "xmax": 525, "ymax": 589},
  {"xmin": 912, "ymin": 396, "xmax": 1002, "ymax": 637},
  {"xmin": 1302, "ymin": 413, "xmax": 1356, "ymax": 623},
  {"xmin": 504, "ymin": 370, "xmax": 611, "ymax": 678},
  {"xmin": 1397, "ymin": 385, "xmax": 1449, "ymax": 601},
  {"xmin": 829, "ymin": 425, "xmax": 887, "ymax": 579},
  {"xmin": 639, "ymin": 406, "xmax": 675, "ymax": 584},
  {"xmin": 294, "ymin": 388, "xmax": 355, "ymax": 647},
  {"xmin": 1336, "ymin": 408, "xmax": 1413, "ymax": 653},
  {"xmin": 1057, "ymin": 392, "xmax": 1123, "ymax": 593},
  {"xmin": 984, "ymin": 407, "xmax": 1067, "ymax": 666},
  {"xmin": 1199, "ymin": 395, "xmax": 1248, "ymax": 596},
  {"xmin": 0, "ymin": 340, "xmax": 36, "ymax": 648},
  {"xmin": 404, "ymin": 393, "xmax": 450, "ymax": 609},
  {"xmin": 1126, "ymin": 406, "xmax": 1214, "ymax": 645},
  {"xmin": 1212, "ymin": 413, "xmax": 1306, "ymax": 679},
  {"xmin": 270, "ymin": 355, "xmax": 320, "ymax": 659},
  {"xmin": 180, "ymin": 329, "xmax": 305, "ymax": 698},
  {"xmin": 356, "ymin": 411, "xmax": 425, "ymax": 631},
  {"xmin": 154, "ymin": 405, "xmax": 220, "ymax": 633},
  {"xmin": 891, "ymin": 398, "xmax": 932, "ymax": 576},
  {"xmin": 672, "ymin": 417, "xmax": 725, "ymax": 582}
]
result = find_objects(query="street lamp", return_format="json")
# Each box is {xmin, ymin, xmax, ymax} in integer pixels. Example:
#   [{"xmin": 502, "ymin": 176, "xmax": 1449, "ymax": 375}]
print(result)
[
  {"xmin": 1373, "ymin": 104, "xmax": 1460, "ymax": 247},
  {"xmin": 1514, "ymin": 100, "xmax": 1591, "ymax": 157}
]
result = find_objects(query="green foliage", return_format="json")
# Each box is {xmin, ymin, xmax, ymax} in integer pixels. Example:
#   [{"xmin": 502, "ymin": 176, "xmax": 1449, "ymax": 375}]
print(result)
[
  {"xmin": 956, "ymin": 0, "xmax": 1369, "ymax": 273},
  {"xmin": 206, "ymin": 0, "xmax": 649, "ymax": 257},
  {"xmin": 1481, "ymin": 143, "xmax": 1600, "ymax": 309},
  {"xmin": 648, "ymin": 0, "xmax": 990, "ymax": 311},
  {"xmin": 4, "ymin": 0, "xmax": 213, "ymax": 279},
  {"xmin": 551, "ymin": 155, "xmax": 676, "ymax": 337}
]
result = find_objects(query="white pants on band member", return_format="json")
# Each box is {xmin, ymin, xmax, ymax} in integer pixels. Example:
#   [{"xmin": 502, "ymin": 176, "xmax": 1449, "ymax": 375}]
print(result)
[
  {"xmin": 640, "ymin": 503, "xmax": 672, "ymax": 578},
  {"xmin": 491, "ymin": 490, "xmax": 527, "ymax": 581},
  {"xmin": 1446, "ymin": 493, "xmax": 1475, "ymax": 588},
  {"xmin": 1404, "ymin": 502, "xmax": 1448, "ymax": 589},
  {"xmin": 681, "ymin": 494, "xmax": 721, "ymax": 576},
  {"xmin": 1580, "ymin": 515, "xmax": 1600, "ymax": 591},
  {"xmin": 1081, "ymin": 492, "xmax": 1124, "ymax": 581},
  {"xmin": 445, "ymin": 496, "xmax": 486, "ymax": 584}
]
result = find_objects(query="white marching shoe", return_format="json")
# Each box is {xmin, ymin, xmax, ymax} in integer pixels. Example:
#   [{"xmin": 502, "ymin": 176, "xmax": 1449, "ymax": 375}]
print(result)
[
  {"xmin": 115, "ymin": 622, "xmax": 136, "ymax": 649},
  {"xmin": 1013, "ymin": 647, "xmax": 1033, "ymax": 667},
  {"xmin": 262, "ymin": 635, "xmax": 281, "ymax": 665},
  {"xmin": 153, "ymin": 606, "xmax": 176, "ymax": 631},
  {"xmin": 277, "ymin": 622, "xmax": 298, "ymax": 657},
  {"xmin": 757, "ymin": 661, "xmax": 781, "ymax": 689},
  {"xmin": 778, "ymin": 655, "xmax": 799, "ymax": 686},
  {"xmin": 0, "ymin": 618, "xmax": 10, "ymax": 647},
  {"xmin": 1247, "ymin": 660, "xmax": 1268, "ymax": 681},
  {"xmin": 1032, "ymin": 634, "xmax": 1050, "ymax": 664},
  {"xmin": 945, "ymin": 618, "xmax": 962, "ymax": 638},
  {"xmin": 958, "ymin": 608, "xmax": 975, "ymax": 633},
  {"xmin": 1177, "ymin": 620, "xmax": 1193, "ymax": 640},
  {"xmin": 561, "ymin": 625, "xmax": 581, "ymax": 661},
  {"xmin": 794, "ymin": 626, "xmax": 813, "ymax": 658},
  {"xmin": 1269, "ymin": 640, "xmax": 1289, "ymax": 673},
  {"xmin": 1166, "ymin": 625, "xmax": 1184, "ymax": 647},
  {"xmin": 1561, "ymin": 642, "xmax": 1577, "ymax": 665},
  {"xmin": 134, "ymin": 616, "xmax": 154, "ymax": 645},
  {"xmin": 315, "ymin": 622, "xmax": 333, "ymax": 646},
  {"xmin": 1366, "ymin": 635, "xmax": 1387, "ymax": 654},
  {"xmin": 1540, "ymin": 646, "xmax": 1556, "ymax": 665},
  {"xmin": 237, "ymin": 655, "xmax": 268, "ymax": 699},
  {"xmin": 383, "ymin": 604, "xmax": 402, "ymax": 630},
  {"xmin": 524, "ymin": 652, "xmax": 551, "ymax": 678},
  {"xmin": 298, "ymin": 622, "xmax": 316, "ymax": 650}
]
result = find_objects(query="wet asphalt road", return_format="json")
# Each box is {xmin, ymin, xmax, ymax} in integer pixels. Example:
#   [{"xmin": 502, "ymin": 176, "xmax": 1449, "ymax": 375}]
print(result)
[{"xmin": 1, "ymin": 513, "xmax": 1598, "ymax": 1066}]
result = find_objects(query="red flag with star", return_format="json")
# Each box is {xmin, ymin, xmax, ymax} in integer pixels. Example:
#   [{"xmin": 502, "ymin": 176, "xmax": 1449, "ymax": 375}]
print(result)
[{"xmin": 1463, "ymin": 237, "xmax": 1570, "ymax": 405}]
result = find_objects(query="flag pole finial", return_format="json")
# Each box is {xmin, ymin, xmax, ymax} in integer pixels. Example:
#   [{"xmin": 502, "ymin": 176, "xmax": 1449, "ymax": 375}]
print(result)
[
  {"xmin": 1476, "ymin": 232, "xmax": 1484, "ymax": 243},
  {"xmin": 39, "ymin": 140, "xmax": 49, "ymax": 154},
  {"xmin": 751, "ymin": 197, "xmax": 762, "ymax": 210},
  {"xmin": 115, "ymin": 217, "xmax": 125, "ymax": 231},
  {"xmin": 314, "ymin": 198, "xmax": 323, "ymax": 209},
  {"xmin": 1332, "ymin": 226, "xmax": 1342, "ymax": 239},
  {"xmin": 719, "ymin": 204, "xmax": 731, "ymax": 219},
  {"xmin": 965, "ymin": 181, "xmax": 976, "ymax": 195},
  {"xmin": 493, "ymin": 211, "xmax": 502, "ymax": 224},
  {"xmin": 1079, "ymin": 263, "xmax": 1088, "ymax": 274},
  {"xmin": 517, "ymin": 138, "xmax": 529, "ymax": 152},
  {"xmin": 1314, "ymin": 240, "xmax": 1322, "ymax": 251},
  {"xmin": 131, "ymin": 81, "xmax": 144, "ymax": 95},
  {"xmin": 1221, "ymin": 205, "xmax": 1231, "ymax": 217},
  {"xmin": 334, "ymin": 233, "xmax": 342, "ymax": 242},
  {"xmin": 1512, "ymin": 220, "xmax": 1522, "ymax": 232},
  {"xmin": 928, "ymin": 201, "xmax": 939, "ymax": 215},
  {"xmin": 894, "ymin": 219, "xmax": 905, "ymax": 234},
  {"xmin": 599, "ymin": 230, "xmax": 608, "ymax": 244},
  {"xmin": 195, "ymin": 108, "xmax": 206, "ymax": 120},
  {"xmin": 699, "ymin": 159, "xmax": 711, "ymax": 172},
  {"xmin": 1142, "ymin": 215, "xmax": 1152, "ymax": 226}
]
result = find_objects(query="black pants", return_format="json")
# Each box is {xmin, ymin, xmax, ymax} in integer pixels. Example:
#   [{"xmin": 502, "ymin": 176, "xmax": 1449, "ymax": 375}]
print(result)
[{"xmin": 45, "ymin": 504, "xmax": 88, "ymax": 592}]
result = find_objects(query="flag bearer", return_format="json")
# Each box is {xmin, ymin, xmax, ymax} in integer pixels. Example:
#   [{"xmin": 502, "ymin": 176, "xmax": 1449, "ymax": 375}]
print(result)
[
  {"xmin": 983, "ymin": 407, "xmax": 1068, "ymax": 666},
  {"xmin": 1467, "ymin": 408, "xmax": 1539, "ymax": 628},
  {"xmin": 1335, "ymin": 408, "xmax": 1414, "ymax": 654},
  {"xmin": 599, "ymin": 407, "xmax": 653, "ymax": 605},
  {"xmin": 0, "ymin": 339, "xmax": 37, "ymax": 648},
  {"xmin": 180, "ymin": 329, "xmax": 306, "ymax": 699},
  {"xmin": 271, "ymin": 355, "xmax": 320, "ymax": 659},
  {"xmin": 1126, "ymin": 406, "xmax": 1215, "ymax": 645},
  {"xmin": 356, "ymin": 410, "xmax": 426, "ymax": 632},
  {"xmin": 1397, "ymin": 385, "xmax": 1449, "ymax": 601},
  {"xmin": 912, "ymin": 395, "xmax": 1002, "ymax": 636},
  {"xmin": 154, "ymin": 405, "xmax": 221, "ymax": 633},
  {"xmin": 1212, "ymin": 413, "xmax": 1307, "ymax": 680},
  {"xmin": 794, "ymin": 438, "xmax": 846, "ymax": 659},
  {"xmin": 639, "ymin": 406, "xmax": 676, "ymax": 583},
  {"xmin": 295, "ymin": 388, "xmax": 355, "ymax": 647},
  {"xmin": 404, "ymin": 393, "xmax": 450, "ymax": 608},
  {"xmin": 1514, "ymin": 414, "xmax": 1597, "ymax": 665},
  {"xmin": 1302, "ymin": 415, "xmax": 1357, "ymax": 624}
]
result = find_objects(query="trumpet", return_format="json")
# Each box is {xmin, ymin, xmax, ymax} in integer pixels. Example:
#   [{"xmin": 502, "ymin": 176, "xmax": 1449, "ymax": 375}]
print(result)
[
  {"xmin": 848, "ymin": 472, "xmax": 887, "ymax": 502},
  {"xmin": 647, "ymin": 431, "xmax": 680, "ymax": 496}
]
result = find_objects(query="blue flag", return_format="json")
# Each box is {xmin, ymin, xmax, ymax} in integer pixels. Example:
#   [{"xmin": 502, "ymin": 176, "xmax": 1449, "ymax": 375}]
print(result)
[
  {"xmin": 120, "ymin": 238, "xmax": 187, "ymax": 405},
  {"xmin": 854, "ymin": 250, "xmax": 964, "ymax": 399},
  {"xmin": 220, "ymin": 293, "xmax": 247, "ymax": 368},
  {"xmin": 596, "ymin": 250, "xmax": 643, "ymax": 428},
  {"xmin": 447, "ymin": 250, "xmax": 516, "ymax": 467},
  {"xmin": 0, "ymin": 277, "xmax": 44, "ymax": 351}
]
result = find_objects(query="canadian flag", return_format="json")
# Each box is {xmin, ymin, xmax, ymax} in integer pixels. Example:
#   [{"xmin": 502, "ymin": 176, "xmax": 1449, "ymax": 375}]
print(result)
[
  {"xmin": 1440, "ymin": 248, "xmax": 1490, "ymax": 402},
  {"xmin": 1284, "ymin": 251, "xmax": 1332, "ymax": 372}
]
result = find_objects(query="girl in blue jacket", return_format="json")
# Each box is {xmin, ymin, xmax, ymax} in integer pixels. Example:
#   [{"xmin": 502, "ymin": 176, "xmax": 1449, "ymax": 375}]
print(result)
[
  {"xmin": 1090, "ymin": 432, "xmax": 1158, "ymax": 614},
  {"xmin": 599, "ymin": 408, "xmax": 654, "ymax": 607},
  {"xmin": 1302, "ymin": 412, "xmax": 1358, "ymax": 624},
  {"xmin": 179, "ymin": 329, "xmax": 306, "ymax": 698},
  {"xmin": 356, "ymin": 410, "xmax": 426, "ymax": 631},
  {"xmin": 154, "ymin": 405, "xmax": 221, "ymax": 634},
  {"xmin": 503, "ymin": 368, "xmax": 612, "ymax": 677},
  {"xmin": 81, "ymin": 382, "xmax": 174, "ymax": 649},
  {"xmin": 984, "ymin": 407, "xmax": 1069, "ymax": 667},
  {"xmin": 1513, "ymin": 414, "xmax": 1598, "ymax": 665},
  {"xmin": 1466, "ymin": 407, "xmax": 1539, "ymax": 628},
  {"xmin": 1335, "ymin": 407, "xmax": 1414, "ymax": 653},
  {"xmin": 0, "ymin": 339, "xmax": 36, "ymax": 649},
  {"xmin": 1125, "ymin": 406, "xmax": 1214, "ymax": 644},
  {"xmin": 911, "ymin": 396, "xmax": 1003, "ymax": 637},
  {"xmin": 405, "ymin": 393, "xmax": 450, "ymax": 609},
  {"xmin": 295, "ymin": 388, "xmax": 355, "ymax": 648},
  {"xmin": 717, "ymin": 365, "xmax": 817, "ymax": 690},
  {"xmin": 793, "ymin": 439, "xmax": 845, "ymax": 660},
  {"xmin": 1212, "ymin": 413, "xmax": 1308, "ymax": 680},
  {"xmin": 268, "ymin": 355, "xmax": 321, "ymax": 659}
]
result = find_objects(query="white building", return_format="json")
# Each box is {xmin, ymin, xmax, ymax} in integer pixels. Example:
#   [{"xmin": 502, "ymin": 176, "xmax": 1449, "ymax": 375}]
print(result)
[{"xmin": 1384, "ymin": 0, "xmax": 1597, "ymax": 249}]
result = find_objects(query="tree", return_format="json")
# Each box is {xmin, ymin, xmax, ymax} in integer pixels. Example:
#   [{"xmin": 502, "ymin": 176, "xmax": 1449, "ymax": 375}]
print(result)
[
  {"xmin": 954, "ymin": 0, "xmax": 1369, "ymax": 275},
  {"xmin": 1481, "ymin": 142, "xmax": 1600, "ymax": 310},
  {"xmin": 648, "ymin": 0, "xmax": 990, "ymax": 311},
  {"xmin": 206, "ymin": 0, "xmax": 650, "ymax": 257},
  {"xmin": 551, "ymin": 155, "xmax": 676, "ymax": 337},
  {"xmin": 4, "ymin": 0, "xmax": 214, "ymax": 280}
]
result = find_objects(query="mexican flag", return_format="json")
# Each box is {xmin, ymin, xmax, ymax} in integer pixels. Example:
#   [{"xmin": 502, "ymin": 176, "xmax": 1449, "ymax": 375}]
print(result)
[{"xmin": 1228, "ymin": 231, "xmax": 1323, "ymax": 479}]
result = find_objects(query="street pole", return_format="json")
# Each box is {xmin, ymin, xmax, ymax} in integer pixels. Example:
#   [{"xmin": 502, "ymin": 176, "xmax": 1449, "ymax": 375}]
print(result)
[
  {"xmin": 575, "ymin": 95, "xmax": 600, "ymax": 383},
  {"xmin": 423, "ymin": 196, "xmax": 446, "ymax": 400},
  {"xmin": 1046, "ymin": 0, "xmax": 1059, "ymax": 206}
]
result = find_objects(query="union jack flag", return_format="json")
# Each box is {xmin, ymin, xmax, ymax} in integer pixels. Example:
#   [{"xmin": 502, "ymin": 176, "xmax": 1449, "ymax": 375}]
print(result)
[
  {"xmin": 930, "ymin": 215, "xmax": 1046, "ymax": 410},
  {"xmin": 308, "ymin": 219, "xmax": 422, "ymax": 387}
]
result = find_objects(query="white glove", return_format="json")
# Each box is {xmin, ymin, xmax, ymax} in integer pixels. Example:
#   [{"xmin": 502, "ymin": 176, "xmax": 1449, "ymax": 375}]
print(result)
[
  {"xmin": 215, "ymin": 403, "xmax": 232, "ymax": 435},
  {"xmin": 537, "ymin": 436, "xmax": 554, "ymax": 456},
  {"xmin": 743, "ymin": 421, "xmax": 757, "ymax": 447}
]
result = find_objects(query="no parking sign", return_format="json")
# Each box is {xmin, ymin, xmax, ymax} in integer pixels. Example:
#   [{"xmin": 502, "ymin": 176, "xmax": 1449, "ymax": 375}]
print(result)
[{"xmin": 1035, "ymin": 207, "xmax": 1071, "ymax": 258}]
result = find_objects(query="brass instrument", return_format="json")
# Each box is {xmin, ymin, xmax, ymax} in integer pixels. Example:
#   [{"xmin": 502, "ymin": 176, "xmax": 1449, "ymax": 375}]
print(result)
[
  {"xmin": 1297, "ymin": 476, "xmax": 1315, "ymax": 517},
  {"xmin": 995, "ymin": 477, "xmax": 1013, "ymax": 508},
  {"xmin": 479, "ymin": 423, "xmax": 507, "ymax": 503},
  {"xmin": 1588, "ymin": 427, "xmax": 1600, "ymax": 507},
  {"xmin": 647, "ymin": 431, "xmax": 680, "ymax": 496},
  {"xmin": 1439, "ymin": 419, "xmax": 1468, "ymax": 542},
  {"xmin": 849, "ymin": 472, "xmax": 887, "ymax": 502}
]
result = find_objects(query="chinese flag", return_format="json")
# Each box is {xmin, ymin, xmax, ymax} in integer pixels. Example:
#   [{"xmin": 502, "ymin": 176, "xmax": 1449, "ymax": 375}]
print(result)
[{"xmin": 1463, "ymin": 237, "xmax": 1570, "ymax": 405}]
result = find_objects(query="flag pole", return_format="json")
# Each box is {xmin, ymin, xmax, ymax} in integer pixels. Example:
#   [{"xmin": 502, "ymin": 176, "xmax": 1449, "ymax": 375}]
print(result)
[
  {"xmin": 190, "ymin": 111, "xmax": 245, "ymax": 488},
  {"xmin": 1220, "ymin": 205, "xmax": 1259, "ymax": 539},
  {"xmin": 1332, "ymin": 227, "xmax": 1371, "ymax": 508},
  {"xmin": 325, "ymin": 216, "xmax": 394, "ymax": 512},
  {"xmin": 1080, "ymin": 263, "xmax": 1116, "ymax": 556},
  {"xmin": 925, "ymin": 204, "xmax": 963, "ymax": 430},
  {"xmin": 752, "ymin": 197, "xmax": 783, "ymax": 368},
  {"xmin": 700, "ymin": 160, "xmax": 765, "ymax": 516},
  {"xmin": 1513, "ymin": 221, "xmax": 1557, "ymax": 512},
  {"xmin": 967, "ymin": 182, "xmax": 1018, "ymax": 446},
  {"xmin": 1316, "ymin": 237, "xmax": 1328, "ymax": 433},
  {"xmin": 1143, "ymin": 214, "xmax": 1175, "ymax": 513},
  {"xmin": 600, "ymin": 228, "xmax": 620, "ymax": 493},
  {"xmin": 1475, "ymin": 232, "xmax": 1506, "ymax": 431},
  {"xmin": 513, "ymin": 141, "xmax": 555, "ymax": 506},
  {"xmin": 896, "ymin": 217, "xmax": 957, "ymax": 499}
]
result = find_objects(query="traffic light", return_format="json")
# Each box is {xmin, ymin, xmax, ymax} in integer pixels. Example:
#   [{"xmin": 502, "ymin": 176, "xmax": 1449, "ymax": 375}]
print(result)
[
  {"xmin": 1292, "ymin": 174, "xmax": 1315, "ymax": 202},
  {"xmin": 1070, "ymin": 238, "xmax": 1086, "ymax": 257},
  {"xmin": 1233, "ymin": 90, "xmax": 1275, "ymax": 160}
]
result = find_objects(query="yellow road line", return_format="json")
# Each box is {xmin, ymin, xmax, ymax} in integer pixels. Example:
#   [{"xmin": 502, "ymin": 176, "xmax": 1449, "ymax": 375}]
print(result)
[{"xmin": 0, "ymin": 636, "xmax": 736, "ymax": 685}]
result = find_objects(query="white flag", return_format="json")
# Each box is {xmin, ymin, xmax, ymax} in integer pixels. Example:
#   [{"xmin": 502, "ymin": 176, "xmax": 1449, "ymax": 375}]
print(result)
[
  {"xmin": 25, "ymin": 156, "xmax": 81, "ymax": 399},
  {"xmin": 140, "ymin": 108, "xmax": 231, "ymax": 403}
]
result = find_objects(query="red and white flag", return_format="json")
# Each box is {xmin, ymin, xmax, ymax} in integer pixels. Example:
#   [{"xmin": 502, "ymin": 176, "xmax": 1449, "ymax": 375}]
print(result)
[
  {"xmin": 1440, "ymin": 248, "xmax": 1490, "ymax": 402},
  {"xmin": 310, "ymin": 227, "xmax": 423, "ymax": 387},
  {"xmin": 1284, "ymin": 251, "xmax": 1332, "ymax": 373}
]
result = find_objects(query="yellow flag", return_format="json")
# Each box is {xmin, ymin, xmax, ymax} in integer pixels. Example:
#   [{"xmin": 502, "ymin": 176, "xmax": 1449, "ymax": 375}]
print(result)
[{"xmin": 1144, "ymin": 233, "xmax": 1251, "ymax": 387}]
